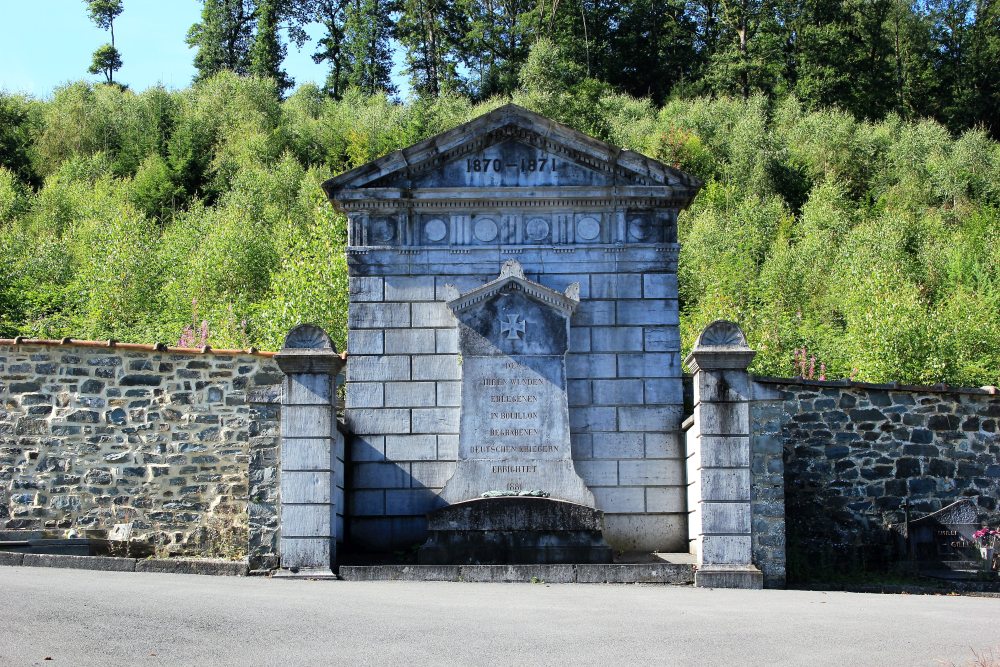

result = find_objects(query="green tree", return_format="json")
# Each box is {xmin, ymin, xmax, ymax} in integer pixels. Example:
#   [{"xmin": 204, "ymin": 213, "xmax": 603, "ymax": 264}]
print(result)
[
  {"xmin": 968, "ymin": 0, "xmax": 1000, "ymax": 136},
  {"xmin": 84, "ymin": 0, "xmax": 124, "ymax": 84},
  {"xmin": 343, "ymin": 0, "xmax": 396, "ymax": 96},
  {"xmin": 187, "ymin": 0, "xmax": 256, "ymax": 81},
  {"xmin": 312, "ymin": 0, "xmax": 353, "ymax": 98},
  {"xmin": 311, "ymin": 0, "xmax": 394, "ymax": 99},
  {"xmin": 249, "ymin": 0, "xmax": 293, "ymax": 93},
  {"xmin": 456, "ymin": 0, "xmax": 534, "ymax": 99},
  {"xmin": 0, "ymin": 93, "xmax": 40, "ymax": 187},
  {"xmin": 607, "ymin": 0, "xmax": 699, "ymax": 103}
]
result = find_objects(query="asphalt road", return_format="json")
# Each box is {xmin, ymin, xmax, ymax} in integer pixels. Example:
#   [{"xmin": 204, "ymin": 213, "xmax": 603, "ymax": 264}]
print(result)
[{"xmin": 0, "ymin": 566, "xmax": 997, "ymax": 666}]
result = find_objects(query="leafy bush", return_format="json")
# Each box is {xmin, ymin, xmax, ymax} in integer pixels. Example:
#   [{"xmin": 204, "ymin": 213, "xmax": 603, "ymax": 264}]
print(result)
[{"xmin": 0, "ymin": 72, "xmax": 997, "ymax": 386}]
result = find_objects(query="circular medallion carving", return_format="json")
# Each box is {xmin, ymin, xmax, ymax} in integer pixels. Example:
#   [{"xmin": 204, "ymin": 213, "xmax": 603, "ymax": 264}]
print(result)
[
  {"xmin": 628, "ymin": 219, "xmax": 647, "ymax": 241},
  {"xmin": 474, "ymin": 218, "xmax": 498, "ymax": 242},
  {"xmin": 424, "ymin": 218, "xmax": 447, "ymax": 242},
  {"xmin": 576, "ymin": 217, "xmax": 601, "ymax": 241},
  {"xmin": 371, "ymin": 218, "xmax": 395, "ymax": 243},
  {"xmin": 525, "ymin": 218, "xmax": 550, "ymax": 242}
]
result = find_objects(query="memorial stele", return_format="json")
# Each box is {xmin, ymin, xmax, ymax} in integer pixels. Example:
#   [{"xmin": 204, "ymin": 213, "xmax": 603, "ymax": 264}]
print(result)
[{"xmin": 324, "ymin": 104, "xmax": 701, "ymax": 555}]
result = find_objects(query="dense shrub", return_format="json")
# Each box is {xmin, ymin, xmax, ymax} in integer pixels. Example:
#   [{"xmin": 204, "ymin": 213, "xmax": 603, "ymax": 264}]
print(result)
[{"xmin": 0, "ymin": 72, "xmax": 998, "ymax": 386}]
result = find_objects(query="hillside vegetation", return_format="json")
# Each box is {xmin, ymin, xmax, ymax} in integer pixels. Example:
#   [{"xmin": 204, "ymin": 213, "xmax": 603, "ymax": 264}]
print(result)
[{"xmin": 1, "ymin": 54, "xmax": 998, "ymax": 386}]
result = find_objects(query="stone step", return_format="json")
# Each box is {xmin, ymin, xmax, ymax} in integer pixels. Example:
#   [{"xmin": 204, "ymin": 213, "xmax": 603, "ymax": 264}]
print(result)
[{"xmin": 337, "ymin": 562, "xmax": 694, "ymax": 584}]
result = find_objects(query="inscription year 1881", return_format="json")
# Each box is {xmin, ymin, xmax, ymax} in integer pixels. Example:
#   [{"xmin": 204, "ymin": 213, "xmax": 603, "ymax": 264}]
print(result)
[{"xmin": 466, "ymin": 154, "xmax": 558, "ymax": 173}]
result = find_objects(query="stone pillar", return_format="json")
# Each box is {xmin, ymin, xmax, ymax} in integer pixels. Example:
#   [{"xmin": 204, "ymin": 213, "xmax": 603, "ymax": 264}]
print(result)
[
  {"xmin": 274, "ymin": 324, "xmax": 345, "ymax": 578},
  {"xmin": 684, "ymin": 320, "xmax": 762, "ymax": 588}
]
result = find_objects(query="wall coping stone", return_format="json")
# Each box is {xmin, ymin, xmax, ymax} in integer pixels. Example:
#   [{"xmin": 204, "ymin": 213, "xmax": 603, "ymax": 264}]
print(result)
[
  {"xmin": 753, "ymin": 375, "xmax": 998, "ymax": 397},
  {"xmin": 0, "ymin": 337, "xmax": 276, "ymax": 358}
]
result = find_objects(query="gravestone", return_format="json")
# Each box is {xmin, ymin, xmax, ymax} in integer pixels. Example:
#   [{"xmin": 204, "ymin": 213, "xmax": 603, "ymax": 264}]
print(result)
[
  {"xmin": 908, "ymin": 499, "xmax": 983, "ymax": 579},
  {"xmin": 438, "ymin": 260, "xmax": 593, "ymax": 506}
]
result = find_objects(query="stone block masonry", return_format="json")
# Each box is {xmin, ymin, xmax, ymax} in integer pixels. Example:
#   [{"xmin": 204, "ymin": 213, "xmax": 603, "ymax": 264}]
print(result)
[
  {"xmin": 751, "ymin": 376, "xmax": 1000, "ymax": 583},
  {"xmin": 326, "ymin": 105, "xmax": 700, "ymax": 555},
  {"xmin": 341, "ymin": 253, "xmax": 689, "ymax": 554},
  {"xmin": 0, "ymin": 339, "xmax": 282, "ymax": 569}
]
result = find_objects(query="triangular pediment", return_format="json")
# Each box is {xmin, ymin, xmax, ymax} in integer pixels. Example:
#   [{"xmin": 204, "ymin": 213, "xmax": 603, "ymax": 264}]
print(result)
[
  {"xmin": 323, "ymin": 104, "xmax": 700, "ymax": 201},
  {"xmin": 446, "ymin": 260, "xmax": 579, "ymax": 317}
]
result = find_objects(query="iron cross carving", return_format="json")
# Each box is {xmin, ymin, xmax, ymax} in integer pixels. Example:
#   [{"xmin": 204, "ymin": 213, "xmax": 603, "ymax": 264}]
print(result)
[{"xmin": 500, "ymin": 314, "xmax": 526, "ymax": 340}]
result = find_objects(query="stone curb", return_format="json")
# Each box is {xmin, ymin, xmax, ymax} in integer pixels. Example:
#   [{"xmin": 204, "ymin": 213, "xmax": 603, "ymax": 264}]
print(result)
[
  {"xmin": 23, "ymin": 554, "xmax": 137, "ymax": 571},
  {"xmin": 0, "ymin": 552, "xmax": 25, "ymax": 567},
  {"xmin": 1, "ymin": 553, "xmax": 248, "ymax": 576},
  {"xmin": 135, "ymin": 558, "xmax": 249, "ymax": 576},
  {"xmin": 337, "ymin": 563, "xmax": 695, "ymax": 584}
]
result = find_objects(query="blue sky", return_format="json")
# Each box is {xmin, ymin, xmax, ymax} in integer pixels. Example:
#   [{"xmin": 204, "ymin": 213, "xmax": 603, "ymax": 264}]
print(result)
[{"xmin": 0, "ymin": 1, "xmax": 405, "ymax": 97}]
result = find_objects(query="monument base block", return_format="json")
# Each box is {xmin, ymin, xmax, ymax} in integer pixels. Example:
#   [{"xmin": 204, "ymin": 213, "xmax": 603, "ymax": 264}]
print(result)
[
  {"xmin": 694, "ymin": 564, "xmax": 764, "ymax": 589},
  {"xmin": 417, "ymin": 497, "xmax": 613, "ymax": 565},
  {"xmin": 272, "ymin": 567, "xmax": 339, "ymax": 580}
]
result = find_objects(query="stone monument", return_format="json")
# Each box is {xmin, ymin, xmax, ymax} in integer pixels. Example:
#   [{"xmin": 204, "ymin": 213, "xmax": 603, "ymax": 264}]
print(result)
[
  {"xmin": 438, "ymin": 259, "xmax": 592, "ymax": 506},
  {"xmin": 323, "ymin": 104, "xmax": 701, "ymax": 556},
  {"xmin": 414, "ymin": 260, "xmax": 611, "ymax": 564}
]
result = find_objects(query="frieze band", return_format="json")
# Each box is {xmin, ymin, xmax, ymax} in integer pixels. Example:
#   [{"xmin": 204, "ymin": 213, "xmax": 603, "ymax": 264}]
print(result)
[{"xmin": 347, "ymin": 209, "xmax": 678, "ymax": 247}]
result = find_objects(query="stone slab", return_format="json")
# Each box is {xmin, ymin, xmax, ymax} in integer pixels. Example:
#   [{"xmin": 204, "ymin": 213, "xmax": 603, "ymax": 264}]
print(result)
[
  {"xmin": 426, "ymin": 497, "xmax": 604, "ymax": 531},
  {"xmin": 701, "ymin": 535, "xmax": 752, "ymax": 565},
  {"xmin": 338, "ymin": 565, "xmax": 462, "ymax": 581},
  {"xmin": 575, "ymin": 563, "xmax": 693, "ymax": 584},
  {"xmin": 440, "ymin": 273, "xmax": 593, "ymax": 506},
  {"xmin": 694, "ymin": 564, "xmax": 763, "ymax": 589},
  {"xmin": 336, "ymin": 563, "xmax": 695, "ymax": 584},
  {"xmin": 285, "ymin": 374, "xmax": 333, "ymax": 405},
  {"xmin": 282, "ymin": 438, "xmax": 334, "ymax": 471},
  {"xmin": 458, "ymin": 564, "xmax": 577, "ymax": 583},
  {"xmin": 22, "ymin": 553, "xmax": 136, "ymax": 572},
  {"xmin": 272, "ymin": 567, "xmax": 338, "ymax": 580},
  {"xmin": 281, "ymin": 471, "xmax": 333, "ymax": 504},
  {"xmin": 135, "ymin": 558, "xmax": 248, "ymax": 576},
  {"xmin": 0, "ymin": 552, "xmax": 25, "ymax": 566}
]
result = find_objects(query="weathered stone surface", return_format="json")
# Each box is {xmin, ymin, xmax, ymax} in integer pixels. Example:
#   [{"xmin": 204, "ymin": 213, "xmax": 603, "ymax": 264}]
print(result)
[
  {"xmin": 277, "ymin": 537, "xmax": 330, "ymax": 571},
  {"xmin": 22, "ymin": 553, "xmax": 136, "ymax": 572},
  {"xmin": 135, "ymin": 557, "xmax": 248, "ymax": 576},
  {"xmin": 685, "ymin": 321, "xmax": 758, "ymax": 586},
  {"xmin": 753, "ymin": 376, "xmax": 1000, "ymax": 586},
  {"xmin": 328, "ymin": 105, "xmax": 697, "ymax": 554},
  {"xmin": 338, "ymin": 562, "xmax": 695, "ymax": 583},
  {"xmin": 576, "ymin": 563, "xmax": 692, "ymax": 583},
  {"xmin": 0, "ymin": 342, "xmax": 281, "ymax": 569},
  {"xmin": 426, "ymin": 497, "xmax": 604, "ymax": 532},
  {"xmin": 418, "ymin": 497, "xmax": 613, "ymax": 565},
  {"xmin": 338, "ymin": 564, "xmax": 462, "ymax": 581},
  {"xmin": 908, "ymin": 499, "xmax": 982, "ymax": 575},
  {"xmin": 438, "ymin": 263, "xmax": 594, "ymax": 506},
  {"xmin": 0, "ymin": 551, "xmax": 25, "ymax": 566},
  {"xmin": 457, "ymin": 564, "xmax": 579, "ymax": 583},
  {"xmin": 694, "ymin": 564, "xmax": 763, "ymax": 589}
]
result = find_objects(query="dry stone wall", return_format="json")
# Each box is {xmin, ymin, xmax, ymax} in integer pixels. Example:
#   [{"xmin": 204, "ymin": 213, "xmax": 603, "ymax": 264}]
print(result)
[
  {"xmin": 0, "ymin": 340, "xmax": 281, "ymax": 567},
  {"xmin": 753, "ymin": 377, "xmax": 1000, "ymax": 581}
]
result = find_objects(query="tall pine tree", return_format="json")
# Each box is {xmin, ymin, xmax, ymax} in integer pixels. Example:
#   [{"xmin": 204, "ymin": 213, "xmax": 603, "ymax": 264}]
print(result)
[
  {"xmin": 344, "ymin": 0, "xmax": 396, "ymax": 96},
  {"xmin": 396, "ymin": 0, "xmax": 461, "ymax": 96},
  {"xmin": 249, "ymin": 0, "xmax": 293, "ymax": 93},
  {"xmin": 313, "ymin": 0, "xmax": 354, "ymax": 97},
  {"xmin": 187, "ymin": 0, "xmax": 256, "ymax": 81}
]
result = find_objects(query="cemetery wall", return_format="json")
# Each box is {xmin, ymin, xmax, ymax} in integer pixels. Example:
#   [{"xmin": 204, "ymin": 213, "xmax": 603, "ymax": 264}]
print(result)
[
  {"xmin": 751, "ymin": 376, "xmax": 1000, "ymax": 581},
  {"xmin": 0, "ymin": 339, "xmax": 282, "ymax": 568}
]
